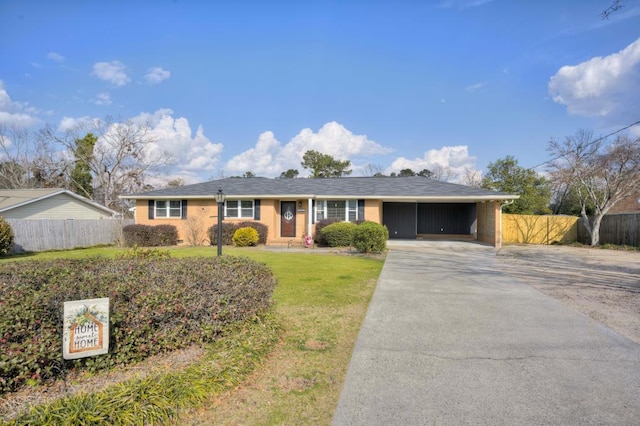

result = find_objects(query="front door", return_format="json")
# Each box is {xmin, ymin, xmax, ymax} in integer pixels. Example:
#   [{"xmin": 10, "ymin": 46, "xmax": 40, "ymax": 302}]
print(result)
[{"xmin": 281, "ymin": 201, "xmax": 296, "ymax": 237}]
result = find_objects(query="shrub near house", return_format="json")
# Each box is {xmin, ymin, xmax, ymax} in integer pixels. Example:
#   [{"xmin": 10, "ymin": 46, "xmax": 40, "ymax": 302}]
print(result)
[
  {"xmin": 352, "ymin": 221, "xmax": 389, "ymax": 253},
  {"xmin": 0, "ymin": 217, "xmax": 14, "ymax": 255},
  {"xmin": 122, "ymin": 224, "xmax": 178, "ymax": 247},
  {"xmin": 0, "ymin": 256, "xmax": 276, "ymax": 394},
  {"xmin": 208, "ymin": 222, "xmax": 268, "ymax": 246}
]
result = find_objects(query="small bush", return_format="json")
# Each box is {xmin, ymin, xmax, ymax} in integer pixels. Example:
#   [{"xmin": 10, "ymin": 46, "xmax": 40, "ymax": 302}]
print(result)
[
  {"xmin": 314, "ymin": 218, "xmax": 340, "ymax": 246},
  {"xmin": 352, "ymin": 221, "xmax": 389, "ymax": 253},
  {"xmin": 233, "ymin": 227, "xmax": 259, "ymax": 247},
  {"xmin": 0, "ymin": 217, "xmax": 14, "ymax": 255},
  {"xmin": 237, "ymin": 221, "xmax": 268, "ymax": 245},
  {"xmin": 122, "ymin": 224, "xmax": 178, "ymax": 247},
  {"xmin": 208, "ymin": 222, "xmax": 238, "ymax": 246},
  {"xmin": 150, "ymin": 224, "xmax": 178, "ymax": 246},
  {"xmin": 123, "ymin": 224, "xmax": 151, "ymax": 246},
  {"xmin": 322, "ymin": 221, "xmax": 357, "ymax": 247},
  {"xmin": 0, "ymin": 256, "xmax": 276, "ymax": 394}
]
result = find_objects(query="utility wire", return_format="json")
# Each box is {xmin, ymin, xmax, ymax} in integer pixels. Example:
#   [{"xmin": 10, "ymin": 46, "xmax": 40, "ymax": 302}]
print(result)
[{"xmin": 528, "ymin": 119, "xmax": 640, "ymax": 171}]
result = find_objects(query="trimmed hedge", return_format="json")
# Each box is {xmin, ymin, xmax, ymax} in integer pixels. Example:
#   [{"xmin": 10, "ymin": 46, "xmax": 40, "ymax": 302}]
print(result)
[
  {"xmin": 233, "ymin": 227, "xmax": 259, "ymax": 247},
  {"xmin": 0, "ymin": 256, "xmax": 276, "ymax": 395},
  {"xmin": 122, "ymin": 224, "xmax": 178, "ymax": 247},
  {"xmin": 208, "ymin": 223, "xmax": 240, "ymax": 246},
  {"xmin": 353, "ymin": 221, "xmax": 389, "ymax": 253},
  {"xmin": 0, "ymin": 217, "xmax": 14, "ymax": 255},
  {"xmin": 321, "ymin": 222, "xmax": 357, "ymax": 247},
  {"xmin": 314, "ymin": 218, "xmax": 339, "ymax": 246},
  {"xmin": 208, "ymin": 222, "xmax": 268, "ymax": 246}
]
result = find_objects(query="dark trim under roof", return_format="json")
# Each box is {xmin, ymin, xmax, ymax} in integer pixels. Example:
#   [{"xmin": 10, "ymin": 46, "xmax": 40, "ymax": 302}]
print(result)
[{"xmin": 121, "ymin": 177, "xmax": 518, "ymax": 202}]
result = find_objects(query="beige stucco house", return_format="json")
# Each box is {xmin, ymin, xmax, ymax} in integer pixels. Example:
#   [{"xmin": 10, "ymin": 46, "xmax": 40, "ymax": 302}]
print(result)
[
  {"xmin": 0, "ymin": 189, "xmax": 119, "ymax": 219},
  {"xmin": 121, "ymin": 177, "xmax": 518, "ymax": 248}
]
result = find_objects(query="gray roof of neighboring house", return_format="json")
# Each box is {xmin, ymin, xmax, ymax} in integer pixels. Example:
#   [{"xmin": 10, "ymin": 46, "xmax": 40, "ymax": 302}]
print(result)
[
  {"xmin": 0, "ymin": 188, "xmax": 119, "ymax": 216},
  {"xmin": 122, "ymin": 177, "xmax": 518, "ymax": 202}
]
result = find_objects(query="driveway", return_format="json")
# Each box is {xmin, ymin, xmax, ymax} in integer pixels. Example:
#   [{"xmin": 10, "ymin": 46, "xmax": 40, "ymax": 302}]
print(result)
[{"xmin": 332, "ymin": 241, "xmax": 640, "ymax": 425}]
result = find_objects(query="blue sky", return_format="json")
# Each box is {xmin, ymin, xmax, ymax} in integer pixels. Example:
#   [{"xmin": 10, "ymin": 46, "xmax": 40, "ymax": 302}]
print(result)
[{"xmin": 1, "ymin": 0, "xmax": 639, "ymax": 184}]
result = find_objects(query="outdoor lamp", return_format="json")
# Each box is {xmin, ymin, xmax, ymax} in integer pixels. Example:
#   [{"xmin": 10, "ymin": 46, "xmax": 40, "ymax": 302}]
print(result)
[{"xmin": 215, "ymin": 188, "xmax": 225, "ymax": 256}]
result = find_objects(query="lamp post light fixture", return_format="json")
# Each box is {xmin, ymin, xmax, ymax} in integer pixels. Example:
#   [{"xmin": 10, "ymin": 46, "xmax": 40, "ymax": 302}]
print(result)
[{"xmin": 215, "ymin": 188, "xmax": 226, "ymax": 256}]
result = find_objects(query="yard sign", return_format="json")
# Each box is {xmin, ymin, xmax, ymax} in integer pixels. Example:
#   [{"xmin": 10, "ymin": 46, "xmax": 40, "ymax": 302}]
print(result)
[{"xmin": 63, "ymin": 298, "xmax": 110, "ymax": 360}]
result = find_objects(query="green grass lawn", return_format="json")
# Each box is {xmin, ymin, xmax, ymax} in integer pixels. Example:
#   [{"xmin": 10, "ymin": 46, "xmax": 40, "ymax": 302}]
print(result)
[{"xmin": 2, "ymin": 246, "xmax": 384, "ymax": 425}]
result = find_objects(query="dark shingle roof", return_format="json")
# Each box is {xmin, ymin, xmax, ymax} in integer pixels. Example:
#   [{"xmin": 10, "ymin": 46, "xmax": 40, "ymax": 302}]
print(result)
[{"xmin": 122, "ymin": 177, "xmax": 518, "ymax": 201}]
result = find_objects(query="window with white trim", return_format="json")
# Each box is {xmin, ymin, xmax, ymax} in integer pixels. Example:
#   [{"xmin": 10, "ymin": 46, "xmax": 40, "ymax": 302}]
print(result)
[
  {"xmin": 225, "ymin": 200, "xmax": 254, "ymax": 218},
  {"xmin": 315, "ymin": 200, "xmax": 360, "ymax": 222},
  {"xmin": 155, "ymin": 200, "xmax": 182, "ymax": 218}
]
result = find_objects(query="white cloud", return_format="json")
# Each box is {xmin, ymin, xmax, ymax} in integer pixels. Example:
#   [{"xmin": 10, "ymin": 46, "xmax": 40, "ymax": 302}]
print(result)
[
  {"xmin": 93, "ymin": 92, "xmax": 112, "ymax": 106},
  {"xmin": 92, "ymin": 61, "xmax": 131, "ymax": 86},
  {"xmin": 466, "ymin": 82, "xmax": 486, "ymax": 92},
  {"xmin": 224, "ymin": 121, "xmax": 393, "ymax": 177},
  {"xmin": 386, "ymin": 145, "xmax": 478, "ymax": 182},
  {"xmin": 47, "ymin": 52, "xmax": 65, "ymax": 62},
  {"xmin": 548, "ymin": 37, "xmax": 640, "ymax": 119},
  {"xmin": 134, "ymin": 109, "xmax": 223, "ymax": 176},
  {"xmin": 145, "ymin": 67, "xmax": 171, "ymax": 85},
  {"xmin": 0, "ymin": 81, "xmax": 40, "ymax": 127},
  {"xmin": 56, "ymin": 110, "xmax": 222, "ymax": 182},
  {"xmin": 58, "ymin": 116, "xmax": 97, "ymax": 132}
]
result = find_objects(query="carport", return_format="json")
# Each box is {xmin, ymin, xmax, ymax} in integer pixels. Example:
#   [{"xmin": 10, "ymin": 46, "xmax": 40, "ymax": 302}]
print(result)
[{"xmin": 382, "ymin": 199, "xmax": 504, "ymax": 247}]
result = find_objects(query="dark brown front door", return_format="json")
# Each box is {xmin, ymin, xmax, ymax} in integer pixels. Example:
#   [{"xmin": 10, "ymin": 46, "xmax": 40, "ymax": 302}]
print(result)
[{"xmin": 281, "ymin": 201, "xmax": 296, "ymax": 237}]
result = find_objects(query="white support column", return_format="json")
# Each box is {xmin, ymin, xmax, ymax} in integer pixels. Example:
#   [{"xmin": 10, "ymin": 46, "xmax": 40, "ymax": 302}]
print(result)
[{"xmin": 307, "ymin": 198, "xmax": 313, "ymax": 237}]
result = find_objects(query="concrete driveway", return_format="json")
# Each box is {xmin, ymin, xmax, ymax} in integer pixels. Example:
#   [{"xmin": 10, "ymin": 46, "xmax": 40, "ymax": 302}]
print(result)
[{"xmin": 332, "ymin": 241, "xmax": 640, "ymax": 425}]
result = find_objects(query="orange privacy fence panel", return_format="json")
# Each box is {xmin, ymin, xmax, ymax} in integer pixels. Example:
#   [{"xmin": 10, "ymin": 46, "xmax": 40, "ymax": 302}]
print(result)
[{"xmin": 502, "ymin": 214, "xmax": 579, "ymax": 244}]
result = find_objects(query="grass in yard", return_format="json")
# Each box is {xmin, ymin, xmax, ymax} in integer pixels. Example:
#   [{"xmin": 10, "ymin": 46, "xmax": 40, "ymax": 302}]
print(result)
[
  {"xmin": 180, "ymin": 248, "xmax": 383, "ymax": 425},
  {"xmin": 1, "ymin": 246, "xmax": 384, "ymax": 425}
]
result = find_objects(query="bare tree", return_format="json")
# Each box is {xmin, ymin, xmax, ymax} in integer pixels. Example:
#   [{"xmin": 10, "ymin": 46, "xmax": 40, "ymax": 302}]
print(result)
[
  {"xmin": 0, "ymin": 124, "xmax": 34, "ymax": 188},
  {"xmin": 431, "ymin": 164, "xmax": 457, "ymax": 182},
  {"xmin": 460, "ymin": 167, "xmax": 482, "ymax": 188},
  {"xmin": 40, "ymin": 116, "xmax": 174, "ymax": 213},
  {"xmin": 361, "ymin": 163, "xmax": 385, "ymax": 177},
  {"xmin": 601, "ymin": 0, "xmax": 624, "ymax": 19},
  {"xmin": 0, "ymin": 124, "xmax": 68, "ymax": 189},
  {"xmin": 547, "ymin": 130, "xmax": 640, "ymax": 245}
]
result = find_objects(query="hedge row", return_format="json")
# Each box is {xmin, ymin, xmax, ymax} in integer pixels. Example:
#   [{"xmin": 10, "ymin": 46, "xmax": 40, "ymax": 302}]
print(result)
[
  {"xmin": 122, "ymin": 224, "xmax": 178, "ymax": 247},
  {"xmin": 320, "ymin": 221, "xmax": 389, "ymax": 253},
  {"xmin": 208, "ymin": 221, "xmax": 268, "ymax": 246},
  {"xmin": 0, "ymin": 256, "xmax": 276, "ymax": 394}
]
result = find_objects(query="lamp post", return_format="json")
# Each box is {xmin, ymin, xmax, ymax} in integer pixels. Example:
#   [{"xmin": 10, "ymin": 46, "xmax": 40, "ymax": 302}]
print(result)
[{"xmin": 215, "ymin": 188, "xmax": 225, "ymax": 256}]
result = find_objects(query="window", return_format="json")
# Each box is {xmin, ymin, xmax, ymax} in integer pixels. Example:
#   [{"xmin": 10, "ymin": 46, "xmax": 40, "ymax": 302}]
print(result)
[
  {"xmin": 155, "ymin": 200, "xmax": 182, "ymax": 218},
  {"xmin": 315, "ymin": 200, "xmax": 360, "ymax": 222},
  {"xmin": 225, "ymin": 200, "xmax": 254, "ymax": 218}
]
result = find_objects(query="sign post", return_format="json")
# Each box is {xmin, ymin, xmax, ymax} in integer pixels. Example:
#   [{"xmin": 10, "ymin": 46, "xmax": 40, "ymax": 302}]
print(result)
[{"xmin": 63, "ymin": 298, "xmax": 110, "ymax": 360}]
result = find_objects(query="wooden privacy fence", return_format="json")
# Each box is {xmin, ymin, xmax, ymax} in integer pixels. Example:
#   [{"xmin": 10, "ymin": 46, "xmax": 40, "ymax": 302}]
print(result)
[
  {"xmin": 502, "ymin": 214, "xmax": 579, "ymax": 245},
  {"xmin": 578, "ymin": 213, "xmax": 640, "ymax": 246},
  {"xmin": 6, "ymin": 219, "xmax": 134, "ymax": 253}
]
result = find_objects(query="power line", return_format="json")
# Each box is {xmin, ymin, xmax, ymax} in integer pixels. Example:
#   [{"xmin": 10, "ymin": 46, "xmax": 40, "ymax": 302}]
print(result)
[{"xmin": 528, "ymin": 119, "xmax": 640, "ymax": 171}]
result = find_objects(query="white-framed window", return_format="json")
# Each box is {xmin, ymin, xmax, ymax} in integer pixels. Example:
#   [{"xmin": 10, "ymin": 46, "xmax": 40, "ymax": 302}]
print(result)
[
  {"xmin": 225, "ymin": 200, "xmax": 254, "ymax": 218},
  {"xmin": 315, "ymin": 200, "xmax": 359, "ymax": 222},
  {"xmin": 155, "ymin": 200, "xmax": 182, "ymax": 218}
]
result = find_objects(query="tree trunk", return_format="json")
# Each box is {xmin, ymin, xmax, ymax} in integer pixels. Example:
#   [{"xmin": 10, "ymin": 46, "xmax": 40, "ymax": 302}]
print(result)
[{"xmin": 590, "ymin": 214, "xmax": 603, "ymax": 246}]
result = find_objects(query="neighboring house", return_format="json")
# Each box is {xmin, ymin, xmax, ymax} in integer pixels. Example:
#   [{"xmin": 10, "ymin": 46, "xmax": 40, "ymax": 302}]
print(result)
[
  {"xmin": 0, "ymin": 189, "xmax": 119, "ymax": 219},
  {"xmin": 122, "ymin": 177, "xmax": 518, "ymax": 248},
  {"xmin": 607, "ymin": 190, "xmax": 640, "ymax": 214}
]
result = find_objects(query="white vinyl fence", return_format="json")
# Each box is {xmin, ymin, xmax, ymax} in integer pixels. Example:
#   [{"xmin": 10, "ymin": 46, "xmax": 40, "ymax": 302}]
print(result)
[{"xmin": 6, "ymin": 219, "xmax": 134, "ymax": 253}]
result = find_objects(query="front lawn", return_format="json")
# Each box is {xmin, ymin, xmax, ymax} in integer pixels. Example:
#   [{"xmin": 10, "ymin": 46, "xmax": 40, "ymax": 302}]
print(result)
[{"xmin": 1, "ymin": 246, "xmax": 384, "ymax": 425}]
